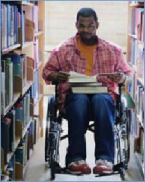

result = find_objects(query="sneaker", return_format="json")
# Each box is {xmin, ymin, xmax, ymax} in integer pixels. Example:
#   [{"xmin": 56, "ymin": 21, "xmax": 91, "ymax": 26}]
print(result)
[
  {"xmin": 93, "ymin": 159, "xmax": 113, "ymax": 174},
  {"xmin": 67, "ymin": 160, "xmax": 91, "ymax": 175}
]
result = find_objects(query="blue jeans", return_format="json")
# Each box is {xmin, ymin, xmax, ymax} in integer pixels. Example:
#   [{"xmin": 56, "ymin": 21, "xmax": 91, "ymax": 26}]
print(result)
[{"xmin": 65, "ymin": 93, "xmax": 116, "ymax": 166}]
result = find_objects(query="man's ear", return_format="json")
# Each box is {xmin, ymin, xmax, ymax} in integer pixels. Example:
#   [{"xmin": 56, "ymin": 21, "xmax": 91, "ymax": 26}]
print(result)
[{"xmin": 96, "ymin": 22, "xmax": 99, "ymax": 29}]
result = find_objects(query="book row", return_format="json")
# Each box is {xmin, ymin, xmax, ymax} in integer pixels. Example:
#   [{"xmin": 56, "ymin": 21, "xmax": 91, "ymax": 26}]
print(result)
[
  {"xmin": 128, "ymin": 38, "xmax": 144, "ymax": 81},
  {"xmin": 1, "ymin": 117, "xmax": 40, "ymax": 181},
  {"xmin": 1, "ymin": 53, "xmax": 40, "ymax": 115},
  {"xmin": 1, "ymin": 2, "xmax": 39, "ymax": 50},
  {"xmin": 136, "ymin": 84, "xmax": 144, "ymax": 125},
  {"xmin": 129, "ymin": 7, "xmax": 144, "ymax": 41},
  {"xmin": 1, "ymin": 3, "xmax": 25, "ymax": 49},
  {"xmin": 1, "ymin": 91, "xmax": 31, "ymax": 165}
]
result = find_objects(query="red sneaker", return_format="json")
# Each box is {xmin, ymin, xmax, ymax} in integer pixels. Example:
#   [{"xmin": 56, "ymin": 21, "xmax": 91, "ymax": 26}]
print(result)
[
  {"xmin": 93, "ymin": 159, "xmax": 113, "ymax": 175},
  {"xmin": 67, "ymin": 160, "xmax": 91, "ymax": 175}
]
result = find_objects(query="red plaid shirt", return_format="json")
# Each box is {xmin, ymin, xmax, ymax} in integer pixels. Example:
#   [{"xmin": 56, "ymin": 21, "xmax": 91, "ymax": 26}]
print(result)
[{"xmin": 43, "ymin": 35, "xmax": 132, "ymax": 112}]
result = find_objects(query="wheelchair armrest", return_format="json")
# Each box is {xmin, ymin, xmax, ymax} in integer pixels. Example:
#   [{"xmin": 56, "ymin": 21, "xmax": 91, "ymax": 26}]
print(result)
[
  {"xmin": 52, "ymin": 81, "xmax": 59, "ymax": 85},
  {"xmin": 118, "ymin": 83, "xmax": 125, "ymax": 96}
]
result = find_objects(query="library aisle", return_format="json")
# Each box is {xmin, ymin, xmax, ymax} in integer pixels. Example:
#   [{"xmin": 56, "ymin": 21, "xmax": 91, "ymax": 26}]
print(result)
[
  {"xmin": 24, "ymin": 97, "xmax": 143, "ymax": 181},
  {"xmin": 1, "ymin": 1, "xmax": 144, "ymax": 181}
]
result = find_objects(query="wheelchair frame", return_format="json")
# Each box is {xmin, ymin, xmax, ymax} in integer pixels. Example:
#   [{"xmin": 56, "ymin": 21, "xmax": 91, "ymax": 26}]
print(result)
[{"xmin": 45, "ymin": 83, "xmax": 130, "ymax": 180}]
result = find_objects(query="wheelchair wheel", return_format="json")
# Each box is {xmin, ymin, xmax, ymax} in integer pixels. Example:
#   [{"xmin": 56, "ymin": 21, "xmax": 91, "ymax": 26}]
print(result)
[
  {"xmin": 119, "ymin": 167, "xmax": 125, "ymax": 180},
  {"xmin": 50, "ymin": 149, "xmax": 56, "ymax": 180},
  {"xmin": 114, "ymin": 109, "xmax": 130, "ymax": 173},
  {"xmin": 45, "ymin": 97, "xmax": 56, "ymax": 163},
  {"xmin": 45, "ymin": 127, "xmax": 49, "ymax": 162},
  {"xmin": 122, "ymin": 110, "xmax": 130, "ymax": 169},
  {"xmin": 49, "ymin": 121, "xmax": 61, "ymax": 180}
]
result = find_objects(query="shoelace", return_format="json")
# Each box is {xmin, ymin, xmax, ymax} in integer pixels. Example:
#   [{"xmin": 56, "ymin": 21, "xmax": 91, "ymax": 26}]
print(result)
[
  {"xmin": 96, "ymin": 159, "xmax": 113, "ymax": 167},
  {"xmin": 69, "ymin": 160, "xmax": 86, "ymax": 166}
]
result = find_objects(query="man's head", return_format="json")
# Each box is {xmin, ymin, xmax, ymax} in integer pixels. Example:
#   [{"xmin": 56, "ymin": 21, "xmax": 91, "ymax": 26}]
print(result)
[{"xmin": 76, "ymin": 8, "xmax": 99, "ymax": 44}]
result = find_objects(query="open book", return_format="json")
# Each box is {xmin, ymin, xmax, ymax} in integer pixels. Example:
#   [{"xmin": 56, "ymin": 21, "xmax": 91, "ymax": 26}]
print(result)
[
  {"xmin": 62, "ymin": 71, "xmax": 116, "ymax": 83},
  {"xmin": 67, "ymin": 71, "xmax": 97, "ymax": 83}
]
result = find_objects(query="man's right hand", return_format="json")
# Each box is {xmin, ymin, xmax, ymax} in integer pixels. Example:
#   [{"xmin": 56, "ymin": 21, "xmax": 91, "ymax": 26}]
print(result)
[{"xmin": 48, "ymin": 72, "xmax": 70, "ymax": 83}]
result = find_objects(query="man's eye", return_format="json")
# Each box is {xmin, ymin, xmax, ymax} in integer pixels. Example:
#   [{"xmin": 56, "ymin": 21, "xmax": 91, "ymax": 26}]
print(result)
[
  {"xmin": 79, "ymin": 25, "xmax": 85, "ymax": 28},
  {"xmin": 79, "ymin": 25, "xmax": 94, "ymax": 29}
]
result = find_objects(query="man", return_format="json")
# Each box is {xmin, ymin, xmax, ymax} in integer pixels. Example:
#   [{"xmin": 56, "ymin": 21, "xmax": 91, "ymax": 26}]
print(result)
[{"xmin": 43, "ymin": 8, "xmax": 132, "ymax": 175}]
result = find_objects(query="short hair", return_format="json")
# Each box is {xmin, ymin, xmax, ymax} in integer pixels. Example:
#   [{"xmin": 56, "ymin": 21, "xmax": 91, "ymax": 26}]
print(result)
[{"xmin": 77, "ymin": 8, "xmax": 98, "ymax": 22}]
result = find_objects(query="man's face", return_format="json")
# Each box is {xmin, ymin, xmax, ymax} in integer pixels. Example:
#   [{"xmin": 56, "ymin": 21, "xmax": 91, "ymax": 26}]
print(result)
[{"xmin": 76, "ymin": 16, "xmax": 99, "ymax": 40}]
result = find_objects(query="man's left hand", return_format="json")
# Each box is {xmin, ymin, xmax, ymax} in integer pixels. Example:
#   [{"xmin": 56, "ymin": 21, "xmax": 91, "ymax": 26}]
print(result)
[{"xmin": 107, "ymin": 72, "xmax": 126, "ymax": 84}]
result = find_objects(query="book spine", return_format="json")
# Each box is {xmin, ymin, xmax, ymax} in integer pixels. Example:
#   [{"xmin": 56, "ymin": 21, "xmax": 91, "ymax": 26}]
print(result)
[{"xmin": 1, "ymin": 71, "xmax": 5, "ymax": 113}]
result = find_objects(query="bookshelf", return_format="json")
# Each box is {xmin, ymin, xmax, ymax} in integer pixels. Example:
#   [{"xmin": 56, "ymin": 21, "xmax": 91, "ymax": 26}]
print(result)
[
  {"xmin": 127, "ymin": 1, "xmax": 144, "ymax": 176},
  {"xmin": 1, "ymin": 1, "xmax": 45, "ymax": 181}
]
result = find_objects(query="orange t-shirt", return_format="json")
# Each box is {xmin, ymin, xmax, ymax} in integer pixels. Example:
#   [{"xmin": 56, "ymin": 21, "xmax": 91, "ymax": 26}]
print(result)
[{"xmin": 77, "ymin": 37, "xmax": 96, "ymax": 76}]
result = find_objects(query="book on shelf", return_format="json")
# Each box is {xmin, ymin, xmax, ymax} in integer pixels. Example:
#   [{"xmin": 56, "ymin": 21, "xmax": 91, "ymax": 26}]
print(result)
[
  {"xmin": 1, "ymin": 3, "xmax": 27, "ymax": 49},
  {"xmin": 1, "ymin": 3, "xmax": 19, "ymax": 49},
  {"xmin": 30, "ymin": 70, "xmax": 39, "ymax": 103},
  {"xmin": 29, "ymin": 121, "xmax": 34, "ymax": 150},
  {"xmin": 32, "ymin": 5, "xmax": 39, "ymax": 33},
  {"xmin": 1, "ymin": 71, "xmax": 5, "ymax": 114},
  {"xmin": 15, "ymin": 133, "xmax": 28, "ymax": 167},
  {"xmin": 7, "ymin": 155, "xmax": 15, "ymax": 181},
  {"xmin": 1, "ymin": 57, "xmax": 14, "ymax": 108},
  {"xmin": 6, "ymin": 58, "xmax": 13, "ymax": 105},
  {"xmin": 7, "ymin": 110, "xmax": 16, "ymax": 152},
  {"xmin": 16, "ymin": 5, "xmax": 25, "ymax": 45},
  {"xmin": 14, "ymin": 91, "xmax": 31, "ymax": 130},
  {"xmin": 1, "ymin": 117, "xmax": 11, "ymax": 164},
  {"xmin": 130, "ymin": 1, "xmax": 144, "ymax": 5},
  {"xmin": 2, "ymin": 53, "xmax": 27, "ymax": 93},
  {"xmin": 15, "ymin": 145, "xmax": 24, "ymax": 165},
  {"xmin": 34, "ymin": 38, "xmax": 39, "ymax": 68},
  {"xmin": 129, "ymin": 6, "xmax": 144, "ymax": 41},
  {"xmin": 33, "ymin": 117, "xmax": 40, "ymax": 144}
]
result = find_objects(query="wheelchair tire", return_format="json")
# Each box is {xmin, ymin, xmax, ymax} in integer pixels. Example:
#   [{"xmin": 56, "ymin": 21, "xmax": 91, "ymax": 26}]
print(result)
[
  {"xmin": 50, "ymin": 153, "xmax": 56, "ymax": 180},
  {"xmin": 119, "ymin": 167, "xmax": 125, "ymax": 180},
  {"xmin": 45, "ymin": 127, "xmax": 48, "ymax": 162},
  {"xmin": 123, "ymin": 110, "xmax": 130, "ymax": 168},
  {"xmin": 118, "ymin": 109, "xmax": 130, "ymax": 169},
  {"xmin": 45, "ymin": 127, "xmax": 51, "ymax": 163}
]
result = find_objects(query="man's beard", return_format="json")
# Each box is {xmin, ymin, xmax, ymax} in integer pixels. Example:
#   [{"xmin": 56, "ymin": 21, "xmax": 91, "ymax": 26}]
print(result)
[{"xmin": 79, "ymin": 34, "xmax": 97, "ymax": 45}]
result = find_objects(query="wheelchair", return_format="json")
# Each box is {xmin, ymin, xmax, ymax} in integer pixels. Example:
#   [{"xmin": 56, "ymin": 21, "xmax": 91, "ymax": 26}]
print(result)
[{"xmin": 45, "ymin": 83, "xmax": 130, "ymax": 180}]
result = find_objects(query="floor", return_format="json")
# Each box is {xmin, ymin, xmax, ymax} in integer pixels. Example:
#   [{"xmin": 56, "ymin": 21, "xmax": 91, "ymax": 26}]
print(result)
[{"xmin": 24, "ymin": 97, "xmax": 144, "ymax": 181}]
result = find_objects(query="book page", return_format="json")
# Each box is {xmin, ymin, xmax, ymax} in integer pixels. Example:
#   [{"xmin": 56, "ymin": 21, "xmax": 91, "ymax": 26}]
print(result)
[{"xmin": 60, "ymin": 71, "xmax": 97, "ymax": 83}]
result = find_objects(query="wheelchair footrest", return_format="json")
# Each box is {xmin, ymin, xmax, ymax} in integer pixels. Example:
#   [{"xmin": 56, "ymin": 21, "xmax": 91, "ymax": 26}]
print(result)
[
  {"xmin": 56, "ymin": 167, "xmax": 66, "ymax": 174},
  {"xmin": 113, "ymin": 162, "xmax": 124, "ymax": 172}
]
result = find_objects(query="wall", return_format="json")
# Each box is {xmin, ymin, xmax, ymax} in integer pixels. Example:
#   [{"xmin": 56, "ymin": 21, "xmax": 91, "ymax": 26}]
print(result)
[{"xmin": 45, "ymin": 1, "xmax": 128, "ymax": 52}]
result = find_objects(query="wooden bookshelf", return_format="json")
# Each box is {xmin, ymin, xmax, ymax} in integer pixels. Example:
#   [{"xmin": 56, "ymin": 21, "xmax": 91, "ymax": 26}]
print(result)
[
  {"xmin": 34, "ymin": 31, "xmax": 43, "ymax": 38},
  {"xmin": 10, "ymin": 1, "xmax": 35, "ymax": 6},
  {"xmin": 129, "ymin": 4, "xmax": 144, "ymax": 8},
  {"xmin": 21, "ymin": 81, "xmax": 33, "ymax": 96},
  {"xmin": 2, "ymin": 44, "xmax": 21, "ymax": 55},
  {"xmin": 137, "ymin": 77, "xmax": 144, "ymax": 87},
  {"xmin": 1, "ymin": 1, "xmax": 45, "ymax": 181},
  {"xmin": 128, "ymin": 33, "xmax": 137, "ymax": 39},
  {"xmin": 4, "ymin": 118, "xmax": 32, "ymax": 171},
  {"xmin": 1, "ymin": 93, "xmax": 20, "ymax": 117},
  {"xmin": 127, "ymin": 1, "xmax": 144, "ymax": 176},
  {"xmin": 21, "ymin": 41, "xmax": 33, "ymax": 49}
]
